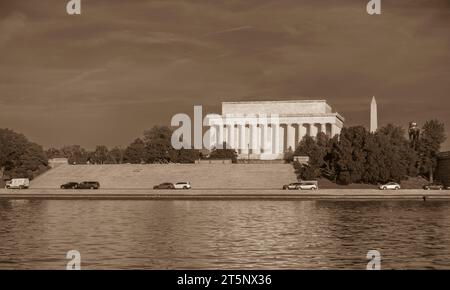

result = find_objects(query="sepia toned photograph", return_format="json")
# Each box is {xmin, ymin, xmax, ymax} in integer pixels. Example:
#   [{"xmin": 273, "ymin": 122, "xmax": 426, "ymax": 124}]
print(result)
[{"xmin": 1, "ymin": 0, "xmax": 450, "ymax": 276}]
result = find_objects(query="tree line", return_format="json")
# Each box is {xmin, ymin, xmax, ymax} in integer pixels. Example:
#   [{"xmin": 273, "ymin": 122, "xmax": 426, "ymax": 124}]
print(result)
[
  {"xmin": 46, "ymin": 126, "xmax": 202, "ymax": 165},
  {"xmin": 292, "ymin": 120, "xmax": 446, "ymax": 185},
  {"xmin": 1, "ymin": 120, "xmax": 445, "ymax": 186}
]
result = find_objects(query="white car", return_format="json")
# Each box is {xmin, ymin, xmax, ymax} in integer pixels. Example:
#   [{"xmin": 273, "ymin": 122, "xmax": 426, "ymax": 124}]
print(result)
[
  {"xmin": 174, "ymin": 182, "xmax": 191, "ymax": 189},
  {"xmin": 298, "ymin": 181, "xmax": 318, "ymax": 190},
  {"xmin": 283, "ymin": 182, "xmax": 303, "ymax": 190},
  {"xmin": 283, "ymin": 181, "xmax": 318, "ymax": 190},
  {"xmin": 379, "ymin": 182, "xmax": 401, "ymax": 190},
  {"xmin": 5, "ymin": 178, "xmax": 30, "ymax": 189}
]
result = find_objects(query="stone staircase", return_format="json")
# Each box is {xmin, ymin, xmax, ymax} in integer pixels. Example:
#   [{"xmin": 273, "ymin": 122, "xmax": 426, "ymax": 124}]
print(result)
[{"xmin": 30, "ymin": 163, "xmax": 297, "ymax": 189}]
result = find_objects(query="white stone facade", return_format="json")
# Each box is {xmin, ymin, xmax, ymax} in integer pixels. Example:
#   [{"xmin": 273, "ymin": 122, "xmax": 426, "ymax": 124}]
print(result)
[{"xmin": 207, "ymin": 100, "xmax": 345, "ymax": 160}]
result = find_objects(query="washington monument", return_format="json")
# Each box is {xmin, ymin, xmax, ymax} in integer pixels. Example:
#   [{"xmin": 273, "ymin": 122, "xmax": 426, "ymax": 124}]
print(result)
[{"xmin": 370, "ymin": 96, "xmax": 378, "ymax": 133}]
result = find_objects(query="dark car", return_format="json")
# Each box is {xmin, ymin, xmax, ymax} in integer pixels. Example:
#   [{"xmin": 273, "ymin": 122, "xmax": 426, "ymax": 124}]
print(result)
[
  {"xmin": 77, "ymin": 181, "xmax": 100, "ymax": 189},
  {"xmin": 60, "ymin": 182, "xmax": 79, "ymax": 189},
  {"xmin": 153, "ymin": 182, "xmax": 175, "ymax": 190},
  {"xmin": 423, "ymin": 183, "xmax": 444, "ymax": 190}
]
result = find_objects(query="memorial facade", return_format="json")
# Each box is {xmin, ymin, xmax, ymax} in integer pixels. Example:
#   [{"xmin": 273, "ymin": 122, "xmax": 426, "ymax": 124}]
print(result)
[{"xmin": 207, "ymin": 100, "xmax": 345, "ymax": 160}]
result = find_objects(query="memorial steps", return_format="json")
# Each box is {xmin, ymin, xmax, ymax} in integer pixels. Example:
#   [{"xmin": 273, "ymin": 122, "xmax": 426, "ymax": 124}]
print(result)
[{"xmin": 30, "ymin": 163, "xmax": 297, "ymax": 190}]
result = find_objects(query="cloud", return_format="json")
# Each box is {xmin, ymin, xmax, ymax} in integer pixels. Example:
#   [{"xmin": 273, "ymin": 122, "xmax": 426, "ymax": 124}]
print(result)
[
  {"xmin": 0, "ymin": 12, "xmax": 26, "ymax": 46},
  {"xmin": 201, "ymin": 26, "xmax": 253, "ymax": 38},
  {"xmin": 0, "ymin": 0, "xmax": 449, "ymax": 149}
]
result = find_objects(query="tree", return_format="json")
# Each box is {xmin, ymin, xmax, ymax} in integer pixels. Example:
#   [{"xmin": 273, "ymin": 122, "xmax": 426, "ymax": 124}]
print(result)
[
  {"xmin": 174, "ymin": 148, "xmax": 200, "ymax": 163},
  {"xmin": 90, "ymin": 145, "xmax": 109, "ymax": 164},
  {"xmin": 143, "ymin": 126, "xmax": 174, "ymax": 163},
  {"xmin": 362, "ymin": 133, "xmax": 383, "ymax": 183},
  {"xmin": 108, "ymin": 147, "xmax": 124, "ymax": 164},
  {"xmin": 376, "ymin": 124, "xmax": 418, "ymax": 183},
  {"xmin": 0, "ymin": 128, "xmax": 49, "ymax": 180},
  {"xmin": 343, "ymin": 126, "xmax": 368, "ymax": 182},
  {"xmin": 209, "ymin": 143, "xmax": 238, "ymax": 163},
  {"xmin": 60, "ymin": 145, "xmax": 88, "ymax": 164},
  {"xmin": 417, "ymin": 120, "xmax": 446, "ymax": 182},
  {"xmin": 123, "ymin": 138, "xmax": 146, "ymax": 164},
  {"xmin": 292, "ymin": 124, "xmax": 422, "ymax": 185},
  {"xmin": 333, "ymin": 132, "xmax": 355, "ymax": 185},
  {"xmin": 329, "ymin": 126, "xmax": 369, "ymax": 185},
  {"xmin": 294, "ymin": 135, "xmax": 327, "ymax": 180},
  {"xmin": 283, "ymin": 146, "xmax": 294, "ymax": 163},
  {"xmin": 45, "ymin": 147, "xmax": 63, "ymax": 159},
  {"xmin": 123, "ymin": 127, "xmax": 201, "ymax": 164},
  {"xmin": 293, "ymin": 161, "xmax": 318, "ymax": 180}
]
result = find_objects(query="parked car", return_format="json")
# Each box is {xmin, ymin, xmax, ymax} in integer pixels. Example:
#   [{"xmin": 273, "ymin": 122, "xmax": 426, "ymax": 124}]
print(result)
[
  {"xmin": 297, "ymin": 181, "xmax": 319, "ymax": 190},
  {"xmin": 283, "ymin": 182, "xmax": 303, "ymax": 190},
  {"xmin": 283, "ymin": 181, "xmax": 319, "ymax": 190},
  {"xmin": 60, "ymin": 182, "xmax": 79, "ymax": 189},
  {"xmin": 76, "ymin": 181, "xmax": 100, "ymax": 189},
  {"xmin": 379, "ymin": 182, "xmax": 401, "ymax": 190},
  {"xmin": 174, "ymin": 182, "xmax": 191, "ymax": 189},
  {"xmin": 423, "ymin": 183, "xmax": 444, "ymax": 190},
  {"xmin": 5, "ymin": 178, "xmax": 30, "ymax": 189},
  {"xmin": 153, "ymin": 182, "xmax": 175, "ymax": 190}
]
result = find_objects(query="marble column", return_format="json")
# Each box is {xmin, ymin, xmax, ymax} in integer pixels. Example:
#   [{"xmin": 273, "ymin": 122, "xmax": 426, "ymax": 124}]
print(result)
[
  {"xmin": 272, "ymin": 124, "xmax": 280, "ymax": 154},
  {"xmin": 223, "ymin": 125, "xmax": 228, "ymax": 148},
  {"xmin": 239, "ymin": 124, "xmax": 247, "ymax": 154},
  {"xmin": 260, "ymin": 124, "xmax": 268, "ymax": 153},
  {"xmin": 310, "ymin": 123, "xmax": 318, "ymax": 138},
  {"xmin": 257, "ymin": 125, "xmax": 262, "ymax": 153},
  {"xmin": 217, "ymin": 125, "xmax": 224, "ymax": 148},
  {"xmin": 298, "ymin": 123, "xmax": 307, "ymax": 144},
  {"xmin": 250, "ymin": 124, "xmax": 258, "ymax": 154},
  {"xmin": 287, "ymin": 123, "xmax": 296, "ymax": 151},
  {"xmin": 279, "ymin": 125, "xmax": 285, "ymax": 153},
  {"xmin": 318, "ymin": 123, "xmax": 325, "ymax": 135},
  {"xmin": 227, "ymin": 123, "xmax": 235, "ymax": 150},
  {"xmin": 208, "ymin": 125, "xmax": 216, "ymax": 150},
  {"xmin": 331, "ymin": 123, "xmax": 341, "ymax": 137},
  {"xmin": 234, "ymin": 125, "xmax": 240, "ymax": 153}
]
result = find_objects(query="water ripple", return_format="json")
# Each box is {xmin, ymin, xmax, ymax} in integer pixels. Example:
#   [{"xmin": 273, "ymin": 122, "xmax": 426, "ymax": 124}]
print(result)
[{"xmin": 0, "ymin": 199, "xmax": 450, "ymax": 269}]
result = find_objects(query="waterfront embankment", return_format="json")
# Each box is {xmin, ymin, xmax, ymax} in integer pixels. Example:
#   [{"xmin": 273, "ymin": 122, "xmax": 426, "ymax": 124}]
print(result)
[{"xmin": 1, "ymin": 189, "xmax": 450, "ymax": 200}]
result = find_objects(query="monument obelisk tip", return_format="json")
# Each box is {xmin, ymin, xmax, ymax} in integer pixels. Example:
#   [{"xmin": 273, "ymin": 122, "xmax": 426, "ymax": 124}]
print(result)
[{"xmin": 370, "ymin": 96, "xmax": 378, "ymax": 133}]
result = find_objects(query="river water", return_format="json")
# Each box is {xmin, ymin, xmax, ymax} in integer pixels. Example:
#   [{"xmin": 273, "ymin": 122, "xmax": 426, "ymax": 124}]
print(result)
[{"xmin": 0, "ymin": 199, "xmax": 449, "ymax": 269}]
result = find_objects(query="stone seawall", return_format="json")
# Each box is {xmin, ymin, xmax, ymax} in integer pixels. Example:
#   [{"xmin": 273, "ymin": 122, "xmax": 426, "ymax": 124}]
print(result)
[{"xmin": 1, "ymin": 189, "xmax": 450, "ymax": 201}]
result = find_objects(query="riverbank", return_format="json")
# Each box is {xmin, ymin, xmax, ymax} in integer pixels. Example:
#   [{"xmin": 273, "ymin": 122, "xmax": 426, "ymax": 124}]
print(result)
[{"xmin": 1, "ymin": 189, "xmax": 450, "ymax": 200}]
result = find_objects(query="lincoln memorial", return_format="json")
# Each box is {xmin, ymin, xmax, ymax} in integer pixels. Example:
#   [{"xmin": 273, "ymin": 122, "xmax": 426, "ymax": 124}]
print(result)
[{"xmin": 207, "ymin": 100, "xmax": 345, "ymax": 160}]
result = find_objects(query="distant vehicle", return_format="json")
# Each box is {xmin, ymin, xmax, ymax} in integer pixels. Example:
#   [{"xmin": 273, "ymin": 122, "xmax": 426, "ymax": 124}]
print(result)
[
  {"xmin": 5, "ymin": 178, "xmax": 30, "ymax": 189},
  {"xmin": 380, "ymin": 182, "xmax": 401, "ymax": 190},
  {"xmin": 153, "ymin": 182, "xmax": 175, "ymax": 190},
  {"xmin": 76, "ymin": 181, "xmax": 100, "ymax": 189},
  {"xmin": 297, "ymin": 181, "xmax": 319, "ymax": 190},
  {"xmin": 423, "ymin": 183, "xmax": 444, "ymax": 190},
  {"xmin": 283, "ymin": 182, "xmax": 303, "ymax": 190},
  {"xmin": 60, "ymin": 182, "xmax": 79, "ymax": 189},
  {"xmin": 174, "ymin": 182, "xmax": 191, "ymax": 189},
  {"xmin": 283, "ymin": 181, "xmax": 318, "ymax": 190}
]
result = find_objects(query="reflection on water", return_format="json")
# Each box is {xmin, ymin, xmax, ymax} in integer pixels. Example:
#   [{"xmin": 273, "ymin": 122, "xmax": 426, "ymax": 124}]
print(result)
[{"xmin": 0, "ymin": 199, "xmax": 449, "ymax": 269}]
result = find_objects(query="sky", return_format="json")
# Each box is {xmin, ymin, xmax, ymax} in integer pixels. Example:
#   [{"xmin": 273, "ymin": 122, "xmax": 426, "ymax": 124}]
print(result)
[{"xmin": 0, "ymin": 0, "xmax": 449, "ymax": 150}]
